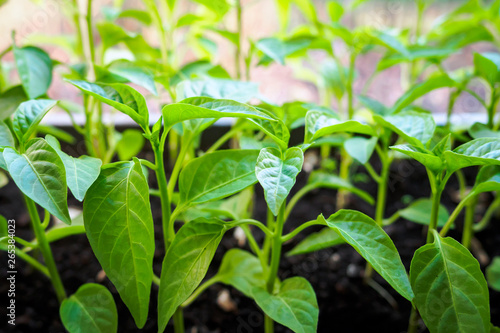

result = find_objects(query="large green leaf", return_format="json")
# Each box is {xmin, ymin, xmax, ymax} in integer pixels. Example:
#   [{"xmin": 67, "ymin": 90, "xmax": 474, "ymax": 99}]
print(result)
[
  {"xmin": 252, "ymin": 277, "xmax": 318, "ymax": 333},
  {"xmin": 255, "ymin": 147, "xmax": 304, "ymax": 216},
  {"xmin": 60, "ymin": 283, "xmax": 117, "ymax": 333},
  {"xmin": 12, "ymin": 99, "xmax": 57, "ymax": 143},
  {"xmin": 305, "ymin": 110, "xmax": 374, "ymax": 143},
  {"xmin": 321, "ymin": 210, "xmax": 414, "ymax": 301},
  {"xmin": 216, "ymin": 249, "xmax": 265, "ymax": 297},
  {"xmin": 176, "ymin": 79, "xmax": 259, "ymax": 103},
  {"xmin": 287, "ymin": 227, "xmax": 344, "ymax": 256},
  {"xmin": 158, "ymin": 218, "xmax": 228, "ymax": 333},
  {"xmin": 66, "ymin": 80, "xmax": 149, "ymax": 130},
  {"xmin": 398, "ymin": 198, "xmax": 450, "ymax": 227},
  {"xmin": 444, "ymin": 138, "xmax": 500, "ymax": 173},
  {"xmin": 390, "ymin": 144, "xmax": 443, "ymax": 173},
  {"xmin": 3, "ymin": 138, "xmax": 70, "ymax": 224},
  {"xmin": 410, "ymin": 232, "xmax": 490, "ymax": 332},
  {"xmin": 83, "ymin": 160, "xmax": 154, "ymax": 328},
  {"xmin": 374, "ymin": 110, "xmax": 436, "ymax": 146},
  {"xmin": 45, "ymin": 135, "xmax": 101, "ymax": 201},
  {"xmin": 344, "ymin": 136, "xmax": 377, "ymax": 164},
  {"xmin": 0, "ymin": 85, "xmax": 27, "ymax": 120},
  {"xmin": 162, "ymin": 97, "xmax": 275, "ymax": 129},
  {"xmin": 391, "ymin": 75, "xmax": 456, "ymax": 114},
  {"xmin": 106, "ymin": 60, "xmax": 157, "ymax": 95},
  {"xmin": 13, "ymin": 45, "xmax": 53, "ymax": 99},
  {"xmin": 178, "ymin": 149, "xmax": 259, "ymax": 207}
]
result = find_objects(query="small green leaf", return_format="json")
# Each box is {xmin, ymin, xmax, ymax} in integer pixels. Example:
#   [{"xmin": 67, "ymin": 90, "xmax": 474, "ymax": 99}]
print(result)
[
  {"xmin": 308, "ymin": 171, "xmax": 374, "ymax": 204},
  {"xmin": 287, "ymin": 227, "xmax": 344, "ymax": 256},
  {"xmin": 162, "ymin": 97, "xmax": 275, "ymax": 129},
  {"xmin": 158, "ymin": 218, "xmax": 228, "ymax": 333},
  {"xmin": 0, "ymin": 85, "xmax": 27, "ymax": 120},
  {"xmin": 344, "ymin": 136, "xmax": 377, "ymax": 164},
  {"xmin": 398, "ymin": 199, "xmax": 450, "ymax": 227},
  {"xmin": 357, "ymin": 95, "xmax": 389, "ymax": 116},
  {"xmin": 13, "ymin": 45, "xmax": 53, "ymax": 99},
  {"xmin": 178, "ymin": 149, "xmax": 260, "ymax": 206},
  {"xmin": 255, "ymin": 147, "xmax": 304, "ymax": 216},
  {"xmin": 410, "ymin": 232, "xmax": 490, "ymax": 332},
  {"xmin": 83, "ymin": 160, "xmax": 154, "ymax": 328},
  {"xmin": 60, "ymin": 283, "xmax": 117, "ymax": 333},
  {"xmin": 247, "ymin": 114, "xmax": 290, "ymax": 150},
  {"xmin": 469, "ymin": 122, "xmax": 500, "ymax": 139},
  {"xmin": 473, "ymin": 166, "xmax": 500, "ymax": 194},
  {"xmin": 4, "ymin": 138, "xmax": 70, "ymax": 224},
  {"xmin": 256, "ymin": 37, "xmax": 312, "ymax": 65},
  {"xmin": 216, "ymin": 249, "xmax": 265, "ymax": 297},
  {"xmin": 390, "ymin": 144, "xmax": 443, "ymax": 173},
  {"xmin": 327, "ymin": 1, "xmax": 344, "ymax": 22},
  {"xmin": 444, "ymin": 138, "xmax": 500, "ymax": 173},
  {"xmin": 474, "ymin": 52, "xmax": 500, "ymax": 87},
  {"xmin": 252, "ymin": 277, "xmax": 318, "ymax": 333},
  {"xmin": 45, "ymin": 135, "xmax": 102, "ymax": 201},
  {"xmin": 486, "ymin": 257, "xmax": 500, "ymax": 292},
  {"xmin": 391, "ymin": 75, "xmax": 456, "ymax": 114},
  {"xmin": 321, "ymin": 210, "xmax": 414, "ymax": 301},
  {"xmin": 116, "ymin": 129, "xmax": 145, "ymax": 161},
  {"xmin": 12, "ymin": 99, "xmax": 57, "ymax": 143},
  {"xmin": 305, "ymin": 110, "xmax": 374, "ymax": 143},
  {"xmin": 0, "ymin": 120, "xmax": 15, "ymax": 148},
  {"xmin": 66, "ymin": 80, "xmax": 148, "ymax": 130},
  {"xmin": 176, "ymin": 78, "xmax": 259, "ymax": 103},
  {"xmin": 374, "ymin": 110, "xmax": 436, "ymax": 146},
  {"xmin": 107, "ymin": 60, "xmax": 157, "ymax": 95}
]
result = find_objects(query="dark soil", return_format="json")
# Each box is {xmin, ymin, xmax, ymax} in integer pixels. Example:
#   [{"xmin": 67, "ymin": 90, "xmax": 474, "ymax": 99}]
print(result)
[{"xmin": 1, "ymin": 127, "xmax": 499, "ymax": 333}]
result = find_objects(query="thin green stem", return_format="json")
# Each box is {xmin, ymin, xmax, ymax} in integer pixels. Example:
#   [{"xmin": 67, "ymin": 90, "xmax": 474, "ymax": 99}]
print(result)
[
  {"xmin": 407, "ymin": 306, "xmax": 420, "ymax": 333},
  {"xmin": 439, "ymin": 192, "xmax": 475, "ymax": 237},
  {"xmin": 25, "ymin": 196, "xmax": 66, "ymax": 303},
  {"xmin": 173, "ymin": 308, "xmax": 185, "ymax": 333},
  {"xmin": 235, "ymin": 0, "xmax": 242, "ymax": 80},
  {"xmin": 14, "ymin": 247, "xmax": 49, "ymax": 277},
  {"xmin": 284, "ymin": 184, "xmax": 318, "ymax": 221},
  {"xmin": 167, "ymin": 134, "xmax": 193, "ymax": 199},
  {"xmin": 206, "ymin": 122, "xmax": 244, "ymax": 153},
  {"xmin": 281, "ymin": 220, "xmax": 324, "ymax": 243},
  {"xmin": 182, "ymin": 276, "xmax": 220, "ymax": 307},
  {"xmin": 231, "ymin": 219, "xmax": 273, "ymax": 238},
  {"xmin": 153, "ymin": 143, "xmax": 173, "ymax": 249},
  {"xmin": 474, "ymin": 194, "xmax": 500, "ymax": 231},
  {"xmin": 427, "ymin": 185, "xmax": 444, "ymax": 243},
  {"xmin": 364, "ymin": 162, "xmax": 381, "ymax": 182},
  {"xmin": 346, "ymin": 53, "xmax": 356, "ymax": 120},
  {"xmin": 462, "ymin": 198, "xmax": 478, "ymax": 249}
]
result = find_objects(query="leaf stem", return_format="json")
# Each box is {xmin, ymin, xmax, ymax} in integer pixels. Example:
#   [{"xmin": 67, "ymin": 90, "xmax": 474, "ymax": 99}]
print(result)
[
  {"xmin": 281, "ymin": 220, "xmax": 325, "ymax": 243},
  {"xmin": 439, "ymin": 191, "xmax": 475, "ymax": 237},
  {"xmin": 473, "ymin": 193, "xmax": 500, "ymax": 231},
  {"xmin": 181, "ymin": 276, "xmax": 220, "ymax": 308},
  {"xmin": 24, "ymin": 196, "xmax": 66, "ymax": 303},
  {"xmin": 152, "ymin": 142, "xmax": 173, "ymax": 249},
  {"xmin": 462, "ymin": 197, "xmax": 478, "ymax": 249},
  {"xmin": 231, "ymin": 219, "xmax": 273, "ymax": 238}
]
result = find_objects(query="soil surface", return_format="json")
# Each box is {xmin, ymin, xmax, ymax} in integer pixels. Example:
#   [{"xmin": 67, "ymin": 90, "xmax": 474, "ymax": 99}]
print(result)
[{"xmin": 1, "ymin": 128, "xmax": 499, "ymax": 333}]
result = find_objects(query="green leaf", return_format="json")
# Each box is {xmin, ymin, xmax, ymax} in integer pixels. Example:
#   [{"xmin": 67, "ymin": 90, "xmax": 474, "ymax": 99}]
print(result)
[
  {"xmin": 410, "ymin": 232, "xmax": 490, "ymax": 333},
  {"xmin": 305, "ymin": 110, "xmax": 374, "ymax": 143},
  {"xmin": 118, "ymin": 9, "xmax": 152, "ymax": 25},
  {"xmin": 0, "ymin": 120, "xmax": 14, "ymax": 148},
  {"xmin": 374, "ymin": 110, "xmax": 436, "ymax": 146},
  {"xmin": 255, "ymin": 147, "xmax": 304, "ymax": 216},
  {"xmin": 158, "ymin": 218, "xmax": 228, "ymax": 333},
  {"xmin": 486, "ymin": 256, "xmax": 500, "ymax": 292},
  {"xmin": 391, "ymin": 75, "xmax": 456, "ymax": 114},
  {"xmin": 474, "ymin": 52, "xmax": 500, "ymax": 87},
  {"xmin": 369, "ymin": 30, "xmax": 409, "ymax": 56},
  {"xmin": 444, "ymin": 138, "xmax": 500, "ymax": 173},
  {"xmin": 327, "ymin": 1, "xmax": 344, "ymax": 22},
  {"xmin": 3, "ymin": 138, "xmax": 70, "ymax": 224},
  {"xmin": 107, "ymin": 60, "xmax": 157, "ymax": 95},
  {"xmin": 45, "ymin": 135, "xmax": 102, "ymax": 201},
  {"xmin": 13, "ymin": 45, "xmax": 53, "ymax": 99},
  {"xmin": 320, "ymin": 59, "xmax": 346, "ymax": 99},
  {"xmin": 256, "ymin": 37, "xmax": 312, "ymax": 65},
  {"xmin": 66, "ymin": 80, "xmax": 148, "ymax": 130},
  {"xmin": 162, "ymin": 97, "xmax": 275, "ymax": 128},
  {"xmin": 321, "ymin": 210, "xmax": 414, "ymax": 301},
  {"xmin": 473, "ymin": 166, "xmax": 500, "ymax": 194},
  {"xmin": 398, "ymin": 198, "xmax": 450, "ymax": 227},
  {"xmin": 344, "ymin": 136, "xmax": 377, "ymax": 164},
  {"xmin": 116, "ymin": 129, "xmax": 145, "ymax": 161},
  {"xmin": 178, "ymin": 149, "xmax": 260, "ymax": 207},
  {"xmin": 390, "ymin": 144, "xmax": 443, "ymax": 173},
  {"xmin": 60, "ymin": 283, "xmax": 117, "ymax": 333},
  {"xmin": 0, "ymin": 85, "xmax": 27, "ymax": 120},
  {"xmin": 83, "ymin": 159, "xmax": 154, "ymax": 328},
  {"xmin": 176, "ymin": 78, "xmax": 259, "ymax": 103},
  {"xmin": 12, "ymin": 99, "xmax": 57, "ymax": 143},
  {"xmin": 357, "ymin": 95, "xmax": 389, "ymax": 116},
  {"xmin": 308, "ymin": 171, "xmax": 374, "ymax": 204},
  {"xmin": 287, "ymin": 227, "xmax": 344, "ymax": 256},
  {"xmin": 469, "ymin": 122, "xmax": 500, "ymax": 139},
  {"xmin": 247, "ymin": 114, "xmax": 290, "ymax": 150},
  {"xmin": 216, "ymin": 249, "xmax": 265, "ymax": 297},
  {"xmin": 252, "ymin": 277, "xmax": 318, "ymax": 333}
]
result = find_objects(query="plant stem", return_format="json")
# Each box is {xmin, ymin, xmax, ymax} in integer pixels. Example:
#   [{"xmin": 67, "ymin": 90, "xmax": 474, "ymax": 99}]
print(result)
[
  {"xmin": 462, "ymin": 198, "xmax": 477, "ymax": 249},
  {"xmin": 427, "ymin": 185, "xmax": 444, "ymax": 243},
  {"xmin": 206, "ymin": 122, "xmax": 244, "ymax": 153},
  {"xmin": 182, "ymin": 276, "xmax": 220, "ymax": 307},
  {"xmin": 173, "ymin": 308, "xmax": 185, "ymax": 333},
  {"xmin": 167, "ymin": 134, "xmax": 193, "ymax": 199},
  {"xmin": 153, "ymin": 142, "xmax": 173, "ymax": 249},
  {"xmin": 235, "ymin": 0, "xmax": 242, "ymax": 80},
  {"xmin": 336, "ymin": 148, "xmax": 352, "ymax": 210},
  {"xmin": 14, "ymin": 247, "xmax": 50, "ymax": 277},
  {"xmin": 488, "ymin": 91, "xmax": 498, "ymax": 129},
  {"xmin": 24, "ymin": 196, "xmax": 66, "ymax": 303},
  {"xmin": 474, "ymin": 193, "xmax": 500, "ymax": 231},
  {"xmin": 439, "ymin": 192, "xmax": 475, "ymax": 237},
  {"xmin": 407, "ymin": 306, "xmax": 420, "ymax": 333}
]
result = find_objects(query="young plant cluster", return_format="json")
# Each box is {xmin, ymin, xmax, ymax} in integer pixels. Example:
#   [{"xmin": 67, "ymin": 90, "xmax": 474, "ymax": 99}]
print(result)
[{"xmin": 1, "ymin": 0, "xmax": 500, "ymax": 332}]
